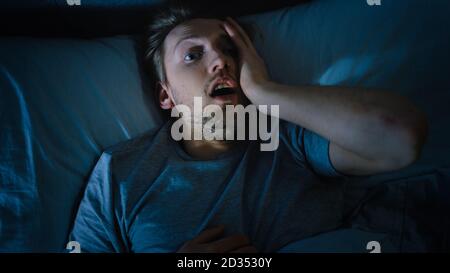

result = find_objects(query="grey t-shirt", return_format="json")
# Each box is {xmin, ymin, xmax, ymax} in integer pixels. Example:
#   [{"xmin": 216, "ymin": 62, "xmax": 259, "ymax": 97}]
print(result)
[{"xmin": 70, "ymin": 120, "xmax": 346, "ymax": 252}]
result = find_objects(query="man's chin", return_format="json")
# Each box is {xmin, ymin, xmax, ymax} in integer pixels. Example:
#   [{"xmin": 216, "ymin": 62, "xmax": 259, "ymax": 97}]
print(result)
[
  {"xmin": 210, "ymin": 95, "xmax": 236, "ymax": 105},
  {"xmin": 211, "ymin": 93, "xmax": 248, "ymax": 108}
]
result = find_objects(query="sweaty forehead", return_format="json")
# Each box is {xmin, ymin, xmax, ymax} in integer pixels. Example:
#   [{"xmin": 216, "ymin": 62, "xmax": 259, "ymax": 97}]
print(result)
[{"xmin": 164, "ymin": 18, "xmax": 226, "ymax": 52}]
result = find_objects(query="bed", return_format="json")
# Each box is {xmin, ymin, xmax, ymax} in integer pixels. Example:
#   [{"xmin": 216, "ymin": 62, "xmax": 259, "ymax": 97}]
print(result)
[{"xmin": 1, "ymin": 0, "xmax": 449, "ymax": 252}]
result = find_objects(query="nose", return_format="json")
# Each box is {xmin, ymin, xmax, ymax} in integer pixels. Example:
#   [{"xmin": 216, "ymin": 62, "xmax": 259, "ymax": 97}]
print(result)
[{"xmin": 208, "ymin": 49, "xmax": 232, "ymax": 74}]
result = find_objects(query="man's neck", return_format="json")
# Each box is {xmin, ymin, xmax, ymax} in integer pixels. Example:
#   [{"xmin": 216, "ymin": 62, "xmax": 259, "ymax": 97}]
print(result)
[{"xmin": 182, "ymin": 139, "xmax": 237, "ymax": 160}]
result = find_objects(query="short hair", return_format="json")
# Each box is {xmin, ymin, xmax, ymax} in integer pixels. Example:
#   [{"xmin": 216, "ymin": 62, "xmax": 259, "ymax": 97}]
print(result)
[
  {"xmin": 144, "ymin": 2, "xmax": 215, "ymax": 87},
  {"xmin": 143, "ymin": 1, "xmax": 258, "ymax": 101}
]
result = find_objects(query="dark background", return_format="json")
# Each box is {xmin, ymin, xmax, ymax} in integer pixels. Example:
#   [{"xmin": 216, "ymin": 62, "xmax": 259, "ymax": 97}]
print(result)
[{"xmin": 0, "ymin": 0, "xmax": 309, "ymax": 37}]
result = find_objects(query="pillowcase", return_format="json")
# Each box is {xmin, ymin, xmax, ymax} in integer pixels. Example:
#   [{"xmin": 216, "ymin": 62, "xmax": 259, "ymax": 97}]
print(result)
[
  {"xmin": 1, "ymin": 0, "xmax": 449, "ymax": 252},
  {"xmin": 0, "ymin": 36, "xmax": 161, "ymax": 251}
]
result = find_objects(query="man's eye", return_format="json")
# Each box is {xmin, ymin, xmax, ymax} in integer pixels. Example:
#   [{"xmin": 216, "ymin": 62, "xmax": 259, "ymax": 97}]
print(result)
[{"xmin": 184, "ymin": 51, "xmax": 203, "ymax": 62}]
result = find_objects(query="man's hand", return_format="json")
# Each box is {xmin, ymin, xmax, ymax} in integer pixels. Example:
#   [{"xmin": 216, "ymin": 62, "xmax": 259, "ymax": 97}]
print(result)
[
  {"xmin": 223, "ymin": 17, "xmax": 270, "ymax": 98},
  {"xmin": 222, "ymin": 18, "xmax": 426, "ymax": 176},
  {"xmin": 177, "ymin": 225, "xmax": 258, "ymax": 253}
]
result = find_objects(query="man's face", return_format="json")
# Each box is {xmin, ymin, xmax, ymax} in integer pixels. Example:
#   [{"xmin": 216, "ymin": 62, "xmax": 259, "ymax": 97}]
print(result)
[{"xmin": 159, "ymin": 18, "xmax": 246, "ymax": 111}]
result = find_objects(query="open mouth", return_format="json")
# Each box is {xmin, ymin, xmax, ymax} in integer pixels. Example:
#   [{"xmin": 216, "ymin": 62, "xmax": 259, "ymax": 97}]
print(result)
[
  {"xmin": 210, "ymin": 87, "xmax": 237, "ymax": 97},
  {"xmin": 209, "ymin": 78, "xmax": 239, "ymax": 98}
]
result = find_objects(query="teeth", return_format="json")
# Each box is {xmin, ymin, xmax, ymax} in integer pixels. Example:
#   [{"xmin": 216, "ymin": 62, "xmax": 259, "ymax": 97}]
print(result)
[{"xmin": 214, "ymin": 83, "xmax": 230, "ymax": 90}]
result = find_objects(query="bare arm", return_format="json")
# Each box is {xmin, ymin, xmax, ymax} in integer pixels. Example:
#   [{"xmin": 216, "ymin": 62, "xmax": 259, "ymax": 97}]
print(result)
[
  {"xmin": 247, "ymin": 82, "xmax": 428, "ymax": 175},
  {"xmin": 224, "ymin": 17, "xmax": 428, "ymax": 176}
]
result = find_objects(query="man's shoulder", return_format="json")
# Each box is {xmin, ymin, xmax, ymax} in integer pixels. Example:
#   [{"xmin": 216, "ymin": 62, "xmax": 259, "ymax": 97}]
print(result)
[
  {"xmin": 103, "ymin": 124, "xmax": 167, "ymax": 159},
  {"xmin": 92, "ymin": 123, "xmax": 172, "ymax": 183}
]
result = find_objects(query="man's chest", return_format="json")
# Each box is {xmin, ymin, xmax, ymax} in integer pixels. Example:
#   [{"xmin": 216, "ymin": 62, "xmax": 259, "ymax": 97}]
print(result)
[{"xmin": 120, "ymin": 154, "xmax": 343, "ymax": 252}]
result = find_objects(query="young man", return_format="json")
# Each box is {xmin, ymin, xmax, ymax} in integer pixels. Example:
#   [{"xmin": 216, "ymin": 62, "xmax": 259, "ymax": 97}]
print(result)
[{"xmin": 69, "ymin": 4, "xmax": 427, "ymax": 252}]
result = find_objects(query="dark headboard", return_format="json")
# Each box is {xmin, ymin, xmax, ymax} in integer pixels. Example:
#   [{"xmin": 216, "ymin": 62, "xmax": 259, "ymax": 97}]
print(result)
[{"xmin": 1, "ymin": 0, "xmax": 310, "ymax": 37}]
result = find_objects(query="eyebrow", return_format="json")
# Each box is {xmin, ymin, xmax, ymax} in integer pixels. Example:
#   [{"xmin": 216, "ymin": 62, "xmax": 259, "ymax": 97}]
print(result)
[
  {"xmin": 173, "ymin": 34, "xmax": 200, "ymax": 54},
  {"xmin": 173, "ymin": 33, "xmax": 232, "ymax": 54}
]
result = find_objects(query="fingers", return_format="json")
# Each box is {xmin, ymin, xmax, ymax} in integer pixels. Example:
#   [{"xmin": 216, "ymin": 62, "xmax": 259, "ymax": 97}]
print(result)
[
  {"xmin": 178, "ymin": 225, "xmax": 258, "ymax": 253},
  {"xmin": 209, "ymin": 234, "xmax": 251, "ymax": 252},
  {"xmin": 230, "ymin": 246, "xmax": 258, "ymax": 253},
  {"xmin": 223, "ymin": 20, "xmax": 247, "ymax": 51},
  {"xmin": 191, "ymin": 225, "xmax": 225, "ymax": 244},
  {"xmin": 225, "ymin": 17, "xmax": 252, "ymax": 48}
]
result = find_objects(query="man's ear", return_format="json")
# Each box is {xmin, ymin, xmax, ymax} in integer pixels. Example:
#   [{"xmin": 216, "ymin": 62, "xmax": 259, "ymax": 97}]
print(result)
[{"xmin": 157, "ymin": 81, "xmax": 175, "ymax": 110}]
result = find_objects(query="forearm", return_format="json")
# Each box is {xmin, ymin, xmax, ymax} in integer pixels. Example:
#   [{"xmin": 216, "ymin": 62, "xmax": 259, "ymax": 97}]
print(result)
[
  {"xmin": 247, "ymin": 81, "xmax": 427, "ymax": 162},
  {"xmin": 221, "ymin": 17, "xmax": 427, "ymax": 165}
]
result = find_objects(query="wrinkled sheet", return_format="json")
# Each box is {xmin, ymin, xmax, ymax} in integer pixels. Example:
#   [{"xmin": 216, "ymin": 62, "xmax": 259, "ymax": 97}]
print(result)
[{"xmin": 1, "ymin": 0, "xmax": 450, "ymax": 251}]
